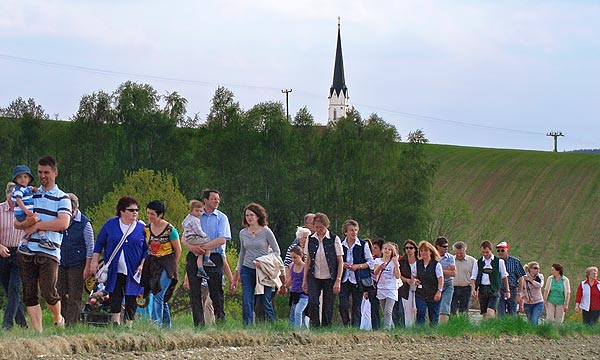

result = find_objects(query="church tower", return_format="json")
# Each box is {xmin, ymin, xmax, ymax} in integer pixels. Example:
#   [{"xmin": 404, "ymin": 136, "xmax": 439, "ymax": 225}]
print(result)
[{"xmin": 328, "ymin": 17, "xmax": 349, "ymax": 122}]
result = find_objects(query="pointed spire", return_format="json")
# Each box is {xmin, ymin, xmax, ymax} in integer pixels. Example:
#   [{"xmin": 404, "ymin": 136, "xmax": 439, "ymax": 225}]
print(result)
[{"xmin": 329, "ymin": 17, "xmax": 348, "ymax": 99}]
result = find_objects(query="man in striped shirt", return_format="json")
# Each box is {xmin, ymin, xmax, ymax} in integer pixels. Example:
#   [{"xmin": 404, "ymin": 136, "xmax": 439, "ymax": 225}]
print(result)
[
  {"xmin": 0, "ymin": 182, "xmax": 28, "ymax": 330},
  {"xmin": 15, "ymin": 156, "xmax": 71, "ymax": 332}
]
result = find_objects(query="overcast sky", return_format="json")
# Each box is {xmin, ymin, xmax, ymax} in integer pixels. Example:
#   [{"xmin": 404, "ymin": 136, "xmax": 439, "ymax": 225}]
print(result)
[{"xmin": 1, "ymin": 1, "xmax": 599, "ymax": 151}]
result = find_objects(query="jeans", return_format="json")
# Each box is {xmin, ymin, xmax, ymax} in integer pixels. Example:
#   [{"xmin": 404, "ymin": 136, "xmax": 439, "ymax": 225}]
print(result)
[
  {"xmin": 523, "ymin": 301, "xmax": 544, "ymax": 325},
  {"xmin": 451, "ymin": 286, "xmax": 471, "ymax": 314},
  {"xmin": 151, "ymin": 269, "xmax": 173, "ymax": 327},
  {"xmin": 240, "ymin": 266, "xmax": 274, "ymax": 326},
  {"xmin": 57, "ymin": 264, "xmax": 85, "ymax": 325},
  {"xmin": 0, "ymin": 249, "xmax": 27, "ymax": 329},
  {"xmin": 290, "ymin": 295, "xmax": 309, "ymax": 328},
  {"xmin": 186, "ymin": 252, "xmax": 224, "ymax": 326},
  {"xmin": 498, "ymin": 288, "xmax": 518, "ymax": 316},
  {"xmin": 415, "ymin": 296, "xmax": 441, "ymax": 326},
  {"xmin": 339, "ymin": 281, "xmax": 363, "ymax": 327},
  {"xmin": 439, "ymin": 281, "xmax": 454, "ymax": 315},
  {"xmin": 307, "ymin": 277, "xmax": 335, "ymax": 327}
]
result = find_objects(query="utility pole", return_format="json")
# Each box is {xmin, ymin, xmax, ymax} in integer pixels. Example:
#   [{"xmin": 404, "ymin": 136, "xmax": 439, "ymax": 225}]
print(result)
[
  {"xmin": 281, "ymin": 89, "xmax": 292, "ymax": 121},
  {"xmin": 546, "ymin": 131, "xmax": 564, "ymax": 152}
]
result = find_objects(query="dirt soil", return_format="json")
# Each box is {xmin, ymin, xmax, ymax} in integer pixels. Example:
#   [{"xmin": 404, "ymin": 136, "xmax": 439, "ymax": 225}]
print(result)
[{"xmin": 21, "ymin": 332, "xmax": 600, "ymax": 360}]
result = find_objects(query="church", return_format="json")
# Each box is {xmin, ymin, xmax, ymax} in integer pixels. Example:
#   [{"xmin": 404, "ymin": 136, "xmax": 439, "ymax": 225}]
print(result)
[{"xmin": 328, "ymin": 18, "xmax": 349, "ymax": 122}]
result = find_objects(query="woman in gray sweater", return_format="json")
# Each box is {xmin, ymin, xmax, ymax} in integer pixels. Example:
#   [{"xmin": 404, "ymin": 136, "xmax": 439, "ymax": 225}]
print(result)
[{"xmin": 232, "ymin": 203, "xmax": 281, "ymax": 326}]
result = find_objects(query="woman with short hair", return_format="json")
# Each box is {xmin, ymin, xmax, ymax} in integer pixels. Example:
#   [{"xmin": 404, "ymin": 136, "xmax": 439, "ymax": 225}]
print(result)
[
  {"xmin": 302, "ymin": 212, "xmax": 344, "ymax": 328},
  {"xmin": 140, "ymin": 200, "xmax": 181, "ymax": 327},
  {"xmin": 91, "ymin": 196, "xmax": 147, "ymax": 325},
  {"xmin": 575, "ymin": 266, "xmax": 600, "ymax": 325},
  {"xmin": 543, "ymin": 263, "xmax": 571, "ymax": 324}
]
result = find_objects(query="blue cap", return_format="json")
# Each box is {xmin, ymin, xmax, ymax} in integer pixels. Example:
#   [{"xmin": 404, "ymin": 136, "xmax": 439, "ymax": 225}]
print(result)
[{"xmin": 12, "ymin": 165, "xmax": 34, "ymax": 184}]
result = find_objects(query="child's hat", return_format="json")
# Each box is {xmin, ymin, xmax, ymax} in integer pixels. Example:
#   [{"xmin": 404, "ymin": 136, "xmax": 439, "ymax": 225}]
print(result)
[{"xmin": 12, "ymin": 165, "xmax": 34, "ymax": 183}]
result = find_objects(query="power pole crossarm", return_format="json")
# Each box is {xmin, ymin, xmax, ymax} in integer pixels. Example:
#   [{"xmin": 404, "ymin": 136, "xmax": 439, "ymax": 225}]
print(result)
[{"xmin": 546, "ymin": 131, "xmax": 564, "ymax": 152}]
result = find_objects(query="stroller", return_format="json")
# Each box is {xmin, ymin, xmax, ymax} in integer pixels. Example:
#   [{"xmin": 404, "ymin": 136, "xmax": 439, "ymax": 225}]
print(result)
[{"xmin": 81, "ymin": 275, "xmax": 113, "ymax": 326}]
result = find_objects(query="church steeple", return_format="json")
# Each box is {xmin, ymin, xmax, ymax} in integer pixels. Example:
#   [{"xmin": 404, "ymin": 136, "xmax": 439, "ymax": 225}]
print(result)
[{"xmin": 328, "ymin": 17, "xmax": 349, "ymax": 122}]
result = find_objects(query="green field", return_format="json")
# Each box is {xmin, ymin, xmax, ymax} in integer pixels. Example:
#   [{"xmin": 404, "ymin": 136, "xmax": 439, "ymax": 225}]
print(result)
[{"xmin": 426, "ymin": 144, "xmax": 600, "ymax": 282}]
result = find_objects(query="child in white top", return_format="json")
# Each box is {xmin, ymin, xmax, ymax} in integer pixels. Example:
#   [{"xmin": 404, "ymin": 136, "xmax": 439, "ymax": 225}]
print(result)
[
  {"xmin": 374, "ymin": 242, "xmax": 401, "ymax": 330},
  {"xmin": 182, "ymin": 199, "xmax": 215, "ymax": 279}
]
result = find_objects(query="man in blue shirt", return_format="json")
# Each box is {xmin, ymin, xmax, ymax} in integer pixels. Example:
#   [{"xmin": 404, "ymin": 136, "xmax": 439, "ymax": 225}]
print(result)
[
  {"xmin": 15, "ymin": 156, "xmax": 71, "ymax": 332},
  {"xmin": 435, "ymin": 236, "xmax": 456, "ymax": 324},
  {"xmin": 183, "ymin": 189, "xmax": 231, "ymax": 326},
  {"xmin": 496, "ymin": 241, "xmax": 525, "ymax": 316}
]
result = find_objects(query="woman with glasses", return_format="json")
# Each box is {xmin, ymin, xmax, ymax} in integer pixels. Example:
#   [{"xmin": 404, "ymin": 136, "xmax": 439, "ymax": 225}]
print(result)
[
  {"xmin": 91, "ymin": 196, "xmax": 147, "ymax": 325},
  {"xmin": 520, "ymin": 261, "xmax": 544, "ymax": 325},
  {"xmin": 543, "ymin": 263, "xmax": 570, "ymax": 324},
  {"xmin": 399, "ymin": 239, "xmax": 419, "ymax": 326}
]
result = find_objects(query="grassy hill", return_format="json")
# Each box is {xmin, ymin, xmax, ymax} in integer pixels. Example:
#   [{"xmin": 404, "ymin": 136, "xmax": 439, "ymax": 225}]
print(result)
[{"xmin": 426, "ymin": 144, "xmax": 600, "ymax": 281}]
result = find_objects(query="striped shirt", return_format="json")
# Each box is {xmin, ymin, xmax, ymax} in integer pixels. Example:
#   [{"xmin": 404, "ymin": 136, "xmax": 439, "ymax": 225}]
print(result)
[{"xmin": 0, "ymin": 201, "xmax": 25, "ymax": 247}]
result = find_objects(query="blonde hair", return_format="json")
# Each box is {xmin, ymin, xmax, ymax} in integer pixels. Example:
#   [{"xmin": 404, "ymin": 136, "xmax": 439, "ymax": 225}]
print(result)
[
  {"xmin": 585, "ymin": 266, "xmax": 598, "ymax": 279},
  {"xmin": 189, "ymin": 199, "xmax": 203, "ymax": 211}
]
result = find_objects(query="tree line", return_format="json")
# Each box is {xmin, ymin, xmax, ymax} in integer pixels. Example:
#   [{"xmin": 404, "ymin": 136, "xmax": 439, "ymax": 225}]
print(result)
[{"xmin": 0, "ymin": 82, "xmax": 438, "ymax": 247}]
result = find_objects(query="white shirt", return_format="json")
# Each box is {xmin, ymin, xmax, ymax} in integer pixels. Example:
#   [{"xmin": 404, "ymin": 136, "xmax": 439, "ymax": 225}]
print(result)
[{"xmin": 470, "ymin": 255, "xmax": 508, "ymax": 285}]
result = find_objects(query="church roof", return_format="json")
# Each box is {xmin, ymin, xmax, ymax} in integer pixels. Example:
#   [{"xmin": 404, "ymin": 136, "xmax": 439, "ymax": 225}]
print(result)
[{"xmin": 329, "ymin": 20, "xmax": 348, "ymax": 99}]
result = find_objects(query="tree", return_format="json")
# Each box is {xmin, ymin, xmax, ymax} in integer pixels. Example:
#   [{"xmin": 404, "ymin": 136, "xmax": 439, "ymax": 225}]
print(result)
[
  {"xmin": 0, "ymin": 97, "xmax": 49, "ymax": 119},
  {"xmin": 163, "ymin": 91, "xmax": 188, "ymax": 126},
  {"xmin": 292, "ymin": 106, "xmax": 315, "ymax": 127},
  {"xmin": 72, "ymin": 91, "xmax": 115, "ymax": 124},
  {"xmin": 205, "ymin": 86, "xmax": 242, "ymax": 128},
  {"xmin": 407, "ymin": 129, "xmax": 429, "ymax": 144}
]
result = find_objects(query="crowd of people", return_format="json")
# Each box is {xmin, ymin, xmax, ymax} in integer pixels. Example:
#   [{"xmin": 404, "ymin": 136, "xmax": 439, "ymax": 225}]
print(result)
[{"xmin": 0, "ymin": 156, "xmax": 599, "ymax": 333}]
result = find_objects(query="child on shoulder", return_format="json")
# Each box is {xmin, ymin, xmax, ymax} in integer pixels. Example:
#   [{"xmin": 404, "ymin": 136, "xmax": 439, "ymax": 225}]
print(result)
[{"xmin": 182, "ymin": 199, "xmax": 215, "ymax": 279}]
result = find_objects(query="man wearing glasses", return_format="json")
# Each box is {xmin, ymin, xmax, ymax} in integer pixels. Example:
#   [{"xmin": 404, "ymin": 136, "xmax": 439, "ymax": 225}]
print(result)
[
  {"xmin": 495, "ymin": 241, "xmax": 525, "ymax": 316},
  {"xmin": 435, "ymin": 236, "xmax": 456, "ymax": 324}
]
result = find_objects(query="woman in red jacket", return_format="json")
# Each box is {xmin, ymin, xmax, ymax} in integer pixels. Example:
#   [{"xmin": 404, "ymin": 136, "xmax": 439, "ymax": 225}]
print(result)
[{"xmin": 575, "ymin": 266, "xmax": 600, "ymax": 325}]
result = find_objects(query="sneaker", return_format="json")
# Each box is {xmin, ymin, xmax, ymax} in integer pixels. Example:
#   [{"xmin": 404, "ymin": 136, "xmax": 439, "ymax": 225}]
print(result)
[
  {"xmin": 17, "ymin": 244, "xmax": 35, "ymax": 256},
  {"xmin": 201, "ymin": 278, "xmax": 209, "ymax": 287},
  {"xmin": 204, "ymin": 258, "xmax": 217, "ymax": 267},
  {"xmin": 196, "ymin": 269, "xmax": 210, "ymax": 280},
  {"xmin": 38, "ymin": 238, "xmax": 57, "ymax": 250}
]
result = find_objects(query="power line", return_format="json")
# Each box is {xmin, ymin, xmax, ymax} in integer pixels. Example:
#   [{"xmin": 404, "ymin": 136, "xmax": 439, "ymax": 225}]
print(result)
[
  {"xmin": 0, "ymin": 53, "xmax": 549, "ymax": 137},
  {"xmin": 0, "ymin": 53, "xmax": 281, "ymax": 91}
]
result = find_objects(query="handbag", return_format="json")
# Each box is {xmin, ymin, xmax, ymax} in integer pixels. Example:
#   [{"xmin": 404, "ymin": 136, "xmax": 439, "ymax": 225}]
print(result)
[
  {"xmin": 360, "ymin": 276, "xmax": 374, "ymax": 289},
  {"xmin": 95, "ymin": 222, "xmax": 134, "ymax": 284}
]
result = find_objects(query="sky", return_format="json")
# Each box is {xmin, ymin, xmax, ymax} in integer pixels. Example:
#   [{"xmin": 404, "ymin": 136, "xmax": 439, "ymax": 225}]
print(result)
[{"xmin": 1, "ymin": 1, "xmax": 599, "ymax": 151}]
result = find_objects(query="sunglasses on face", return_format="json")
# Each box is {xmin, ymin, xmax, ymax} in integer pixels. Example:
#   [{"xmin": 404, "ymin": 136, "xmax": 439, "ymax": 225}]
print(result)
[
  {"xmin": 404, "ymin": 247, "xmax": 415, "ymax": 250},
  {"xmin": 124, "ymin": 208, "xmax": 139, "ymax": 213},
  {"xmin": 532, "ymin": 267, "xmax": 539, "ymax": 270},
  {"xmin": 439, "ymin": 245, "xmax": 448, "ymax": 248},
  {"xmin": 497, "ymin": 249, "xmax": 506, "ymax": 252}
]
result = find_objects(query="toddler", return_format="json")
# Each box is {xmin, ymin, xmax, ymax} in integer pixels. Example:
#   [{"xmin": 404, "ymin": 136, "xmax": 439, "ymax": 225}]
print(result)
[{"xmin": 182, "ymin": 199, "xmax": 215, "ymax": 279}]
